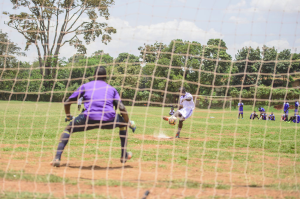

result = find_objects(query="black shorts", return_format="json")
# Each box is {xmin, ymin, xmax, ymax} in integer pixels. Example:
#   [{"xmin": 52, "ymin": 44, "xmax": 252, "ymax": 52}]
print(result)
[{"xmin": 66, "ymin": 114, "xmax": 127, "ymax": 133}]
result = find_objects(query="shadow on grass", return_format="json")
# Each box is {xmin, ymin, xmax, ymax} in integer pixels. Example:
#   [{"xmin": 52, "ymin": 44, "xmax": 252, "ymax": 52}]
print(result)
[{"xmin": 63, "ymin": 164, "xmax": 133, "ymax": 170}]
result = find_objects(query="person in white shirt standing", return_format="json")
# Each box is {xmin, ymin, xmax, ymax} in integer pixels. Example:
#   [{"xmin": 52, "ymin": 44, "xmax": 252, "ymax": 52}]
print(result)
[
  {"xmin": 78, "ymin": 97, "xmax": 83, "ymax": 111},
  {"xmin": 169, "ymin": 106, "xmax": 175, "ymax": 116},
  {"xmin": 163, "ymin": 87, "xmax": 195, "ymax": 138}
]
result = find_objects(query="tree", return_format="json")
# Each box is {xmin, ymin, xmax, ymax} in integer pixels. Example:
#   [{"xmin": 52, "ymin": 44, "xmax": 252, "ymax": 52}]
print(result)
[
  {"xmin": 115, "ymin": 52, "xmax": 139, "ymax": 63},
  {"xmin": 0, "ymin": 30, "xmax": 26, "ymax": 69},
  {"xmin": 139, "ymin": 39, "xmax": 204, "ymax": 103},
  {"xmin": 231, "ymin": 47, "xmax": 261, "ymax": 87},
  {"xmin": 201, "ymin": 39, "xmax": 232, "ymax": 95},
  {"xmin": 3, "ymin": 0, "xmax": 116, "ymax": 77},
  {"xmin": 0, "ymin": 30, "xmax": 27, "ymax": 99},
  {"xmin": 260, "ymin": 46, "xmax": 277, "ymax": 86},
  {"xmin": 138, "ymin": 42, "xmax": 167, "ymax": 63}
]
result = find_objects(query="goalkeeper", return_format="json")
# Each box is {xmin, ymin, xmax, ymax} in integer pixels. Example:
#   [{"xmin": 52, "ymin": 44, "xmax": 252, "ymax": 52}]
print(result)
[
  {"xmin": 163, "ymin": 87, "xmax": 194, "ymax": 138},
  {"xmin": 51, "ymin": 66, "xmax": 136, "ymax": 167}
]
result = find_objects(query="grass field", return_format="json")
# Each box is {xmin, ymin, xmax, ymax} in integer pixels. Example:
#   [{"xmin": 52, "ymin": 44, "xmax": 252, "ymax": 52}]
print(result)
[{"xmin": 0, "ymin": 100, "xmax": 299, "ymax": 198}]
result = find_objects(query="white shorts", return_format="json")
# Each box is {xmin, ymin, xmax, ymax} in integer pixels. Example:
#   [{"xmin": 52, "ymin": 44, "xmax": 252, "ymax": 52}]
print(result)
[{"xmin": 178, "ymin": 108, "xmax": 193, "ymax": 120}]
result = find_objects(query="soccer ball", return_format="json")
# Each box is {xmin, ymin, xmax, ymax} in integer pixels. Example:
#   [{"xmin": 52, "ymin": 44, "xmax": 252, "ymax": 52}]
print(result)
[
  {"xmin": 130, "ymin": 121, "xmax": 136, "ymax": 129},
  {"xmin": 169, "ymin": 116, "xmax": 177, "ymax": 126}
]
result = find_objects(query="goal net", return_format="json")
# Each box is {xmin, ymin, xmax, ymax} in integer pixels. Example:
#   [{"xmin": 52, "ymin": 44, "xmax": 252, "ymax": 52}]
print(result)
[
  {"xmin": 0, "ymin": 0, "xmax": 300, "ymax": 198},
  {"xmin": 194, "ymin": 95, "xmax": 232, "ymax": 110}
]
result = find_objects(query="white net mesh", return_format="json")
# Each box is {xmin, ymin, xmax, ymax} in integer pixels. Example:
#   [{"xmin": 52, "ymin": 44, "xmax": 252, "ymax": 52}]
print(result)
[{"xmin": 0, "ymin": 0, "xmax": 300, "ymax": 198}]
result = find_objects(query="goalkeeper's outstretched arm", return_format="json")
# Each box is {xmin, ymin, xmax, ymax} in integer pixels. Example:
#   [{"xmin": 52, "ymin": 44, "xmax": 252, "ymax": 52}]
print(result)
[{"xmin": 64, "ymin": 98, "xmax": 77, "ymax": 120}]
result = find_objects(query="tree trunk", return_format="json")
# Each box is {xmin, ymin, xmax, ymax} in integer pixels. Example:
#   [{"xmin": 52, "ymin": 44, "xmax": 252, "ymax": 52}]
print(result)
[{"xmin": 39, "ymin": 58, "xmax": 44, "ymax": 75}]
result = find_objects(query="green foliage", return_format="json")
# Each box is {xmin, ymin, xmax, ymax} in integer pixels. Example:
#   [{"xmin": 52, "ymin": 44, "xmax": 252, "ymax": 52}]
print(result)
[
  {"xmin": 115, "ymin": 52, "xmax": 139, "ymax": 63},
  {"xmin": 0, "ymin": 101, "xmax": 300, "ymax": 196},
  {"xmin": 1, "ymin": 28, "xmax": 300, "ymax": 103},
  {"xmin": 3, "ymin": 0, "xmax": 116, "ymax": 76},
  {"xmin": 201, "ymin": 39, "xmax": 232, "ymax": 95},
  {"xmin": 231, "ymin": 47, "xmax": 261, "ymax": 86}
]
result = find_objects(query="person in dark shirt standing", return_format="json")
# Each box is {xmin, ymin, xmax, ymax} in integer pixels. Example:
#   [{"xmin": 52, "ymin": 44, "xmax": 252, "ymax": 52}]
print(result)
[
  {"xmin": 295, "ymin": 101, "xmax": 299, "ymax": 115},
  {"xmin": 51, "ymin": 66, "xmax": 136, "ymax": 167}
]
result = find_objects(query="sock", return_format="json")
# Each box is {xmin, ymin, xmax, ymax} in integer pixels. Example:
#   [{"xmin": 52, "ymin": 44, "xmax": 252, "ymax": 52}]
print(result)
[
  {"xmin": 177, "ymin": 128, "xmax": 182, "ymax": 137},
  {"xmin": 119, "ymin": 130, "xmax": 127, "ymax": 158},
  {"xmin": 55, "ymin": 131, "xmax": 70, "ymax": 160}
]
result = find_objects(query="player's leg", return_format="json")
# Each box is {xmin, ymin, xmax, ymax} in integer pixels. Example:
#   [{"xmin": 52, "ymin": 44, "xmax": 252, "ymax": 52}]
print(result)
[
  {"xmin": 51, "ymin": 114, "xmax": 87, "ymax": 167},
  {"xmin": 289, "ymin": 116, "xmax": 295, "ymax": 123},
  {"xmin": 163, "ymin": 107, "xmax": 182, "ymax": 121},
  {"xmin": 51, "ymin": 130, "xmax": 71, "ymax": 167},
  {"xmin": 163, "ymin": 116, "xmax": 170, "ymax": 121},
  {"xmin": 174, "ymin": 109, "xmax": 190, "ymax": 138},
  {"xmin": 173, "ymin": 110, "xmax": 183, "ymax": 138},
  {"xmin": 116, "ymin": 115, "xmax": 133, "ymax": 163},
  {"xmin": 176, "ymin": 120, "xmax": 183, "ymax": 138},
  {"xmin": 101, "ymin": 114, "xmax": 133, "ymax": 163},
  {"xmin": 78, "ymin": 105, "xmax": 81, "ymax": 111},
  {"xmin": 119, "ymin": 126, "xmax": 132, "ymax": 163}
]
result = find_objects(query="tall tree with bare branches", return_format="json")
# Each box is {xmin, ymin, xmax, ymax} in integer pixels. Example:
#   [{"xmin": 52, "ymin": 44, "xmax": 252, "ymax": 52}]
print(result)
[{"xmin": 3, "ymin": 0, "xmax": 116, "ymax": 77}]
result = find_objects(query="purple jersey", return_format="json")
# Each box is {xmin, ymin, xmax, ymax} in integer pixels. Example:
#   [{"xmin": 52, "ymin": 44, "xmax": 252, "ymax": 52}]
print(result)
[
  {"xmin": 269, "ymin": 114, "xmax": 275, "ymax": 121},
  {"xmin": 284, "ymin": 103, "xmax": 289, "ymax": 113},
  {"xmin": 295, "ymin": 102, "xmax": 299, "ymax": 109},
  {"xmin": 293, "ymin": 115, "xmax": 300, "ymax": 123},
  {"xmin": 238, "ymin": 103, "xmax": 243, "ymax": 111},
  {"xmin": 69, "ymin": 81, "xmax": 120, "ymax": 121}
]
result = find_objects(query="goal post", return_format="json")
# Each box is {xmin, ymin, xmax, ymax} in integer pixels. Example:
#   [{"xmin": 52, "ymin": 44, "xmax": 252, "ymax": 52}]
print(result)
[{"xmin": 1, "ymin": 0, "xmax": 300, "ymax": 198}]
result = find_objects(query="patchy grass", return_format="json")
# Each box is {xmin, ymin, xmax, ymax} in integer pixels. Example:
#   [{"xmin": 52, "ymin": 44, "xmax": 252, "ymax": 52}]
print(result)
[
  {"xmin": 0, "ymin": 192, "xmax": 115, "ymax": 199},
  {"xmin": 0, "ymin": 101, "xmax": 299, "ymax": 196},
  {"xmin": 168, "ymin": 179, "xmax": 230, "ymax": 190},
  {"xmin": 0, "ymin": 169, "xmax": 76, "ymax": 185},
  {"xmin": 0, "ymin": 191, "xmax": 55, "ymax": 199}
]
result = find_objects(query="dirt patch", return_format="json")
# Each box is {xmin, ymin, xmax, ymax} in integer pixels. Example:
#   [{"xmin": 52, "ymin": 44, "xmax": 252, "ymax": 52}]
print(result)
[
  {"xmin": 0, "ymin": 144, "xmax": 48, "ymax": 148},
  {"xmin": 1, "ymin": 177, "xmax": 300, "ymax": 198},
  {"xmin": 133, "ymin": 134, "xmax": 214, "ymax": 142},
  {"xmin": 0, "ymin": 145, "xmax": 299, "ymax": 198},
  {"xmin": 274, "ymin": 105, "xmax": 295, "ymax": 110},
  {"xmin": 229, "ymin": 147, "xmax": 263, "ymax": 153},
  {"xmin": 132, "ymin": 144, "xmax": 174, "ymax": 150},
  {"xmin": 253, "ymin": 155, "xmax": 295, "ymax": 166},
  {"xmin": 222, "ymin": 130, "xmax": 243, "ymax": 137}
]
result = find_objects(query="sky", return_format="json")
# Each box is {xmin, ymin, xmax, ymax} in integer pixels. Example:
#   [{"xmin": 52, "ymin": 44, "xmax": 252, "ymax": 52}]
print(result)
[{"xmin": 0, "ymin": 0, "xmax": 300, "ymax": 62}]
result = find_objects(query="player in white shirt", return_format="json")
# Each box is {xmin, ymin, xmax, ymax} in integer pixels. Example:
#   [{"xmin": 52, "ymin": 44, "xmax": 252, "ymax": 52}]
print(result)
[
  {"xmin": 163, "ymin": 87, "xmax": 195, "ymax": 138},
  {"xmin": 77, "ymin": 97, "xmax": 83, "ymax": 111},
  {"xmin": 169, "ymin": 106, "xmax": 175, "ymax": 116}
]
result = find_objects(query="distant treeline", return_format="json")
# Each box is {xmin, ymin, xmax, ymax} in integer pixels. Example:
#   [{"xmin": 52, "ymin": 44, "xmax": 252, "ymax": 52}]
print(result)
[{"xmin": 1, "ymin": 31, "xmax": 300, "ymax": 106}]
